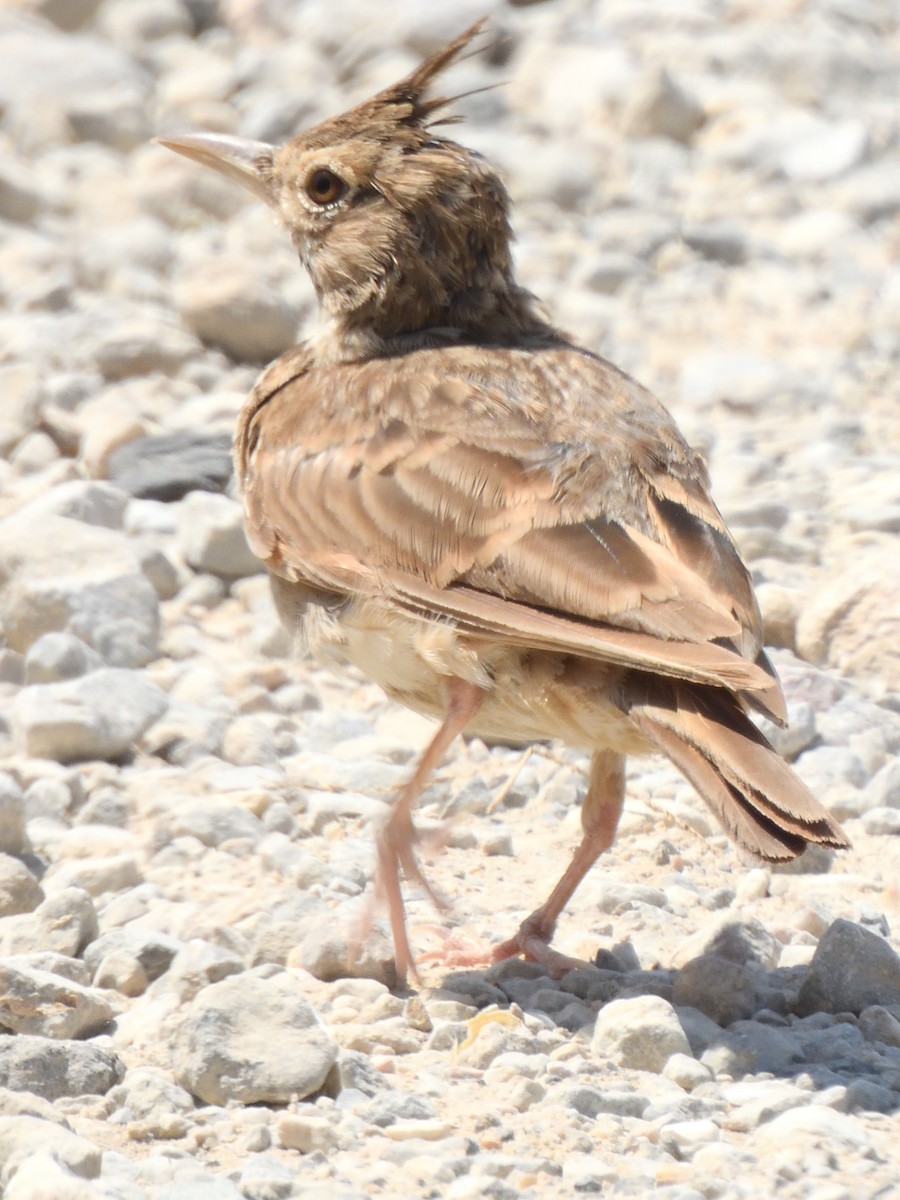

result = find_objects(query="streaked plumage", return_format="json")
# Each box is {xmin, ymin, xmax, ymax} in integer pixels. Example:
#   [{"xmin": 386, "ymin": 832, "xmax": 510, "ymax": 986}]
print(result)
[{"xmin": 159, "ymin": 21, "xmax": 848, "ymax": 981}]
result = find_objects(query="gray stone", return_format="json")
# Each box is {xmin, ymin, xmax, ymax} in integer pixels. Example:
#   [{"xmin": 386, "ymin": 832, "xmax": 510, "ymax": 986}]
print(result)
[
  {"xmin": 753, "ymin": 1104, "xmax": 875, "ymax": 1152},
  {"xmin": 755, "ymin": 701, "xmax": 817, "ymax": 761},
  {"xmin": 682, "ymin": 221, "xmax": 748, "ymax": 266},
  {"xmin": 122, "ymin": 1067, "xmax": 194, "ymax": 1119},
  {"xmin": 0, "ymin": 514, "xmax": 160, "ymax": 667},
  {"xmin": 174, "ymin": 260, "xmax": 302, "ymax": 363},
  {"xmin": 591, "ymin": 994, "xmax": 691, "ymax": 1071},
  {"xmin": 0, "ymin": 1034, "xmax": 124, "ymax": 1100},
  {"xmin": 723, "ymin": 1021, "xmax": 805, "ymax": 1075},
  {"xmin": 622, "ymin": 67, "xmax": 705, "ymax": 143},
  {"xmin": 576, "ymin": 252, "xmax": 644, "ymax": 295},
  {"xmin": 92, "ymin": 948, "xmax": 148, "ymax": 996},
  {"xmin": 24, "ymin": 633, "xmax": 104, "ymax": 684},
  {"xmin": 290, "ymin": 909, "xmax": 400, "ymax": 990},
  {"xmin": 67, "ymin": 89, "xmax": 149, "ymax": 152},
  {"xmin": 0, "ymin": 963, "xmax": 112, "ymax": 1038},
  {"xmin": 12, "ymin": 480, "xmax": 127, "ymax": 531},
  {"xmin": 0, "ymin": 887, "xmax": 98, "ymax": 957},
  {"xmin": 83, "ymin": 927, "xmax": 182, "ymax": 983},
  {"xmin": 796, "ymin": 919, "xmax": 900, "ymax": 1014},
  {"xmin": 858, "ymin": 1005, "xmax": 900, "ymax": 1049},
  {"xmin": 162, "ymin": 939, "xmax": 246, "ymax": 1002},
  {"xmin": 178, "ymin": 492, "xmax": 262, "ymax": 579},
  {"xmin": 172, "ymin": 970, "xmax": 338, "ymax": 1104},
  {"xmin": 14, "ymin": 668, "xmax": 169, "ymax": 763},
  {"xmin": 107, "ymin": 430, "xmax": 234, "ymax": 501},
  {"xmin": 0, "ymin": 774, "xmax": 26, "ymax": 856},
  {"xmin": 662, "ymin": 1053, "xmax": 712, "ymax": 1091},
  {"xmin": 672, "ymin": 956, "xmax": 760, "ymax": 1027},
  {"xmin": 864, "ymin": 757, "xmax": 900, "ymax": 809},
  {"xmin": 563, "ymin": 1086, "xmax": 648, "ymax": 1119},
  {"xmin": 673, "ymin": 916, "xmax": 780, "ymax": 969},
  {"xmin": 2, "ymin": 1152, "xmax": 101, "ymax": 1200},
  {"xmin": 89, "ymin": 315, "xmax": 200, "ymax": 381},
  {"xmin": 0, "ymin": 650, "xmax": 24, "ymax": 686},
  {"xmin": 0, "ymin": 20, "xmax": 149, "ymax": 153},
  {"xmin": 24, "ymin": 0, "xmax": 104, "ymax": 33},
  {"xmin": 0, "ymin": 855, "xmax": 43, "ymax": 917},
  {"xmin": 171, "ymin": 802, "xmax": 265, "ymax": 848},
  {"xmin": 862, "ymin": 807, "xmax": 900, "ymax": 836},
  {"xmin": 334, "ymin": 1050, "xmax": 390, "ymax": 1098},
  {"xmin": 0, "ymin": 1115, "xmax": 101, "ymax": 1179},
  {"xmin": 0, "ymin": 151, "xmax": 42, "ymax": 223},
  {"xmin": 5, "ymin": 953, "xmax": 90, "ymax": 986},
  {"xmin": 842, "ymin": 1078, "xmax": 896, "ymax": 1114},
  {"xmin": 357, "ymin": 1090, "xmax": 436, "ymax": 1127},
  {"xmin": 794, "ymin": 745, "xmax": 870, "ymax": 792},
  {"xmin": 239, "ymin": 1154, "xmax": 295, "ymax": 1200},
  {"xmin": 794, "ymin": 554, "xmax": 900, "ymax": 696}
]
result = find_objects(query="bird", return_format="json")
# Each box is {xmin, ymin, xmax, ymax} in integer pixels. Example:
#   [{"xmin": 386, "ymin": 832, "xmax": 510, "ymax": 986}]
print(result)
[{"xmin": 158, "ymin": 20, "xmax": 849, "ymax": 982}]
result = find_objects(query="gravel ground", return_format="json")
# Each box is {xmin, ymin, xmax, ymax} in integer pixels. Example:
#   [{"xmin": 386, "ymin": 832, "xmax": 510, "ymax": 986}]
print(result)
[{"xmin": 1, "ymin": 1, "xmax": 900, "ymax": 1198}]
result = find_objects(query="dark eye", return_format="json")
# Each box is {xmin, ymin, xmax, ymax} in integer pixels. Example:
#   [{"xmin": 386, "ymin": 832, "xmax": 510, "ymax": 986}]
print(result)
[{"xmin": 305, "ymin": 168, "xmax": 345, "ymax": 206}]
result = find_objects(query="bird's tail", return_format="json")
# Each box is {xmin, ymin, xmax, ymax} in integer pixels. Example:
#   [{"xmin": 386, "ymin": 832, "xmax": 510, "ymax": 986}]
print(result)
[{"xmin": 621, "ymin": 677, "xmax": 850, "ymax": 860}]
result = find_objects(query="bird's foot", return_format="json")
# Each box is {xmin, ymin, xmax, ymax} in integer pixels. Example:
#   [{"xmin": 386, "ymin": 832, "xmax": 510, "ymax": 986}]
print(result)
[
  {"xmin": 491, "ymin": 911, "xmax": 592, "ymax": 980},
  {"xmin": 373, "ymin": 808, "xmax": 450, "ymax": 984},
  {"xmin": 415, "ymin": 926, "xmax": 493, "ymax": 969}
]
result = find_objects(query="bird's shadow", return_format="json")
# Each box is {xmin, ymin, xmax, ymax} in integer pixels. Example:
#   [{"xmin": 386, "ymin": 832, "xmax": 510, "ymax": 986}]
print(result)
[{"xmin": 429, "ymin": 953, "xmax": 900, "ymax": 1119}]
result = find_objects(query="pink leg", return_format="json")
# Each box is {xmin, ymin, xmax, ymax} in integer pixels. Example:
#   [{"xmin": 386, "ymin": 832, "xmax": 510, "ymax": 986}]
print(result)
[
  {"xmin": 492, "ymin": 749, "xmax": 625, "ymax": 978},
  {"xmin": 373, "ymin": 678, "xmax": 483, "ymax": 983}
]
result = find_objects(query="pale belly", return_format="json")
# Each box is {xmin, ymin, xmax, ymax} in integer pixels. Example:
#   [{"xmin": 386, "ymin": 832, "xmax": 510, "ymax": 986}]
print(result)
[{"xmin": 303, "ymin": 598, "xmax": 653, "ymax": 757}]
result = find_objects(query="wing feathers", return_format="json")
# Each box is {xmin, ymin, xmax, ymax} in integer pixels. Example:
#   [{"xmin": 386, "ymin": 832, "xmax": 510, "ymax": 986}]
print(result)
[{"xmin": 238, "ymin": 344, "xmax": 784, "ymax": 710}]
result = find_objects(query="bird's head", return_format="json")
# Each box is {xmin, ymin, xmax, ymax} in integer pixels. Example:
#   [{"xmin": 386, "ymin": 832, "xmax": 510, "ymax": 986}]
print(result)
[{"xmin": 158, "ymin": 20, "xmax": 544, "ymax": 359}]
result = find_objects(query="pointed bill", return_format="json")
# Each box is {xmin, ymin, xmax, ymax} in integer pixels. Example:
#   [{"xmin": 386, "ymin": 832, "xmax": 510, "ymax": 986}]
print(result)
[{"xmin": 155, "ymin": 132, "xmax": 275, "ymax": 203}]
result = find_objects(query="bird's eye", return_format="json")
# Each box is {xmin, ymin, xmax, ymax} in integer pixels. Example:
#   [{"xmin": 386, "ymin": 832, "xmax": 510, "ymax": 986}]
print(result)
[{"xmin": 305, "ymin": 168, "xmax": 345, "ymax": 206}]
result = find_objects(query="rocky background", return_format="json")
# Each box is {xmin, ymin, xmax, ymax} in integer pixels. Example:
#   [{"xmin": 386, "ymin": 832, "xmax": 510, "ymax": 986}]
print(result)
[{"xmin": 1, "ymin": 0, "xmax": 900, "ymax": 1197}]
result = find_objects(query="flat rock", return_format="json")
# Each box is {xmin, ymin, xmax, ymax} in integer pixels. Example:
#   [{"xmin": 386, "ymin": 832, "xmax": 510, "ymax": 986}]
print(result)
[
  {"xmin": 0, "ymin": 513, "xmax": 160, "ymax": 667},
  {"xmin": 172, "ymin": 969, "xmax": 339, "ymax": 1104},
  {"xmin": 0, "ymin": 1034, "xmax": 124, "ymax": 1100},
  {"xmin": 796, "ymin": 919, "xmax": 900, "ymax": 1015},
  {"xmin": 107, "ymin": 429, "xmax": 234, "ymax": 501},
  {"xmin": 14, "ymin": 668, "xmax": 169, "ymax": 763},
  {"xmin": 0, "ymin": 962, "xmax": 112, "ymax": 1038}
]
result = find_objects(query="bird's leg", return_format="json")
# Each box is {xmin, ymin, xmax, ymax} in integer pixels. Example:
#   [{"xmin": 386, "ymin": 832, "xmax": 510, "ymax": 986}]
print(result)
[
  {"xmin": 373, "ymin": 677, "xmax": 483, "ymax": 983},
  {"xmin": 492, "ymin": 749, "xmax": 625, "ymax": 978}
]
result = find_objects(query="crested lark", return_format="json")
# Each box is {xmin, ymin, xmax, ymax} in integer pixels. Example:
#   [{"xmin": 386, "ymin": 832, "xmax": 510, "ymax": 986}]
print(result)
[{"xmin": 159, "ymin": 21, "xmax": 848, "ymax": 981}]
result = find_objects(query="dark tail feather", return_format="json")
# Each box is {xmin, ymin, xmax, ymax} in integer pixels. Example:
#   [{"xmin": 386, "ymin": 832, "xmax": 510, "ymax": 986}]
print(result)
[{"xmin": 623, "ymin": 678, "xmax": 850, "ymax": 862}]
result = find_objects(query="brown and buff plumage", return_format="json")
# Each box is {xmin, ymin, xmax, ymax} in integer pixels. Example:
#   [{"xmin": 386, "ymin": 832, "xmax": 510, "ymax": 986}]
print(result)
[{"xmin": 158, "ymin": 20, "xmax": 848, "ymax": 981}]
